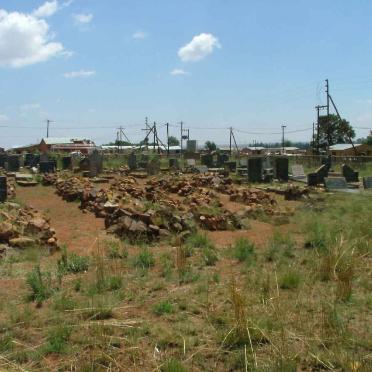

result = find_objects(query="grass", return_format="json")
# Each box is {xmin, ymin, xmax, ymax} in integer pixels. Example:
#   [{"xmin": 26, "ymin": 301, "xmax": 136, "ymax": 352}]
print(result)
[
  {"xmin": 26, "ymin": 266, "xmax": 53, "ymax": 304},
  {"xmin": 152, "ymin": 300, "xmax": 174, "ymax": 316},
  {"xmin": 57, "ymin": 248, "xmax": 89, "ymax": 275},
  {"xmin": 279, "ymin": 269, "xmax": 301, "ymax": 289},
  {"xmin": 232, "ymin": 237, "xmax": 256, "ymax": 264},
  {"xmin": 132, "ymin": 248, "xmax": 155, "ymax": 269}
]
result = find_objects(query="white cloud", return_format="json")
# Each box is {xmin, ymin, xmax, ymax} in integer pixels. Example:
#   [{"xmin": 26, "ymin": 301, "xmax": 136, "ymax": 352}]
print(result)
[
  {"xmin": 178, "ymin": 33, "xmax": 221, "ymax": 62},
  {"xmin": 0, "ymin": 9, "xmax": 64, "ymax": 68},
  {"xmin": 32, "ymin": 1, "xmax": 59, "ymax": 18},
  {"xmin": 132, "ymin": 30, "xmax": 147, "ymax": 40},
  {"xmin": 73, "ymin": 13, "xmax": 93, "ymax": 25},
  {"xmin": 170, "ymin": 68, "xmax": 189, "ymax": 76},
  {"xmin": 63, "ymin": 69, "xmax": 96, "ymax": 78},
  {"xmin": 20, "ymin": 103, "xmax": 41, "ymax": 111}
]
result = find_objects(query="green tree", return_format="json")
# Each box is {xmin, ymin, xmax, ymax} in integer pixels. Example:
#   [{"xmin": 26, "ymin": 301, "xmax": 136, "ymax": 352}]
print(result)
[
  {"xmin": 205, "ymin": 141, "xmax": 217, "ymax": 152},
  {"xmin": 167, "ymin": 136, "xmax": 180, "ymax": 146},
  {"xmin": 317, "ymin": 114, "xmax": 355, "ymax": 148},
  {"xmin": 362, "ymin": 135, "xmax": 372, "ymax": 145}
]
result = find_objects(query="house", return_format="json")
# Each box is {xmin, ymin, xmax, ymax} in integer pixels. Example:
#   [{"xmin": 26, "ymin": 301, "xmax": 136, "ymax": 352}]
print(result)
[
  {"xmin": 39, "ymin": 137, "xmax": 96, "ymax": 154},
  {"xmin": 329, "ymin": 143, "xmax": 372, "ymax": 156}
]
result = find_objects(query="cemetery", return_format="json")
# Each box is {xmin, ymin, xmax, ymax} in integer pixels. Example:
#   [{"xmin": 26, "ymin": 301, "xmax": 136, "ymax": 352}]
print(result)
[{"xmin": 0, "ymin": 146, "xmax": 371, "ymax": 371}]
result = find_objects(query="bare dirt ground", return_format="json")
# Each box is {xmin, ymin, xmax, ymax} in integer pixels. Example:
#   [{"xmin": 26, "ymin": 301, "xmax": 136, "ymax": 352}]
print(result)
[{"xmin": 17, "ymin": 185, "xmax": 107, "ymax": 255}]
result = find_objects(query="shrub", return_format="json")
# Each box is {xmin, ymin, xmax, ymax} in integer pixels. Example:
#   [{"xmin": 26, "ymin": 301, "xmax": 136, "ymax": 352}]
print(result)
[
  {"xmin": 58, "ymin": 248, "xmax": 89, "ymax": 275},
  {"xmin": 106, "ymin": 240, "xmax": 128, "ymax": 259},
  {"xmin": 279, "ymin": 270, "xmax": 301, "ymax": 290},
  {"xmin": 186, "ymin": 232, "xmax": 214, "ymax": 249},
  {"xmin": 232, "ymin": 238, "xmax": 256, "ymax": 263},
  {"xmin": 106, "ymin": 275, "xmax": 122, "ymax": 291},
  {"xmin": 44, "ymin": 324, "xmax": 71, "ymax": 354},
  {"xmin": 133, "ymin": 248, "xmax": 155, "ymax": 269},
  {"xmin": 153, "ymin": 300, "xmax": 174, "ymax": 316},
  {"xmin": 202, "ymin": 247, "xmax": 218, "ymax": 266},
  {"xmin": 26, "ymin": 266, "xmax": 53, "ymax": 303}
]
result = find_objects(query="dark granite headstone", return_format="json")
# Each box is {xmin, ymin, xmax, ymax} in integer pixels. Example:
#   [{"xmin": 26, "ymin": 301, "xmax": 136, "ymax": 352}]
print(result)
[
  {"xmin": 169, "ymin": 158, "xmax": 179, "ymax": 169},
  {"xmin": 128, "ymin": 153, "xmax": 137, "ymax": 171},
  {"xmin": 247, "ymin": 157, "xmax": 263, "ymax": 183},
  {"xmin": 342, "ymin": 164, "xmax": 359, "ymax": 182},
  {"xmin": 0, "ymin": 154, "xmax": 6, "ymax": 168},
  {"xmin": 6, "ymin": 155, "xmax": 20, "ymax": 172},
  {"xmin": 201, "ymin": 154, "xmax": 214, "ymax": 168},
  {"xmin": 324, "ymin": 177, "xmax": 348, "ymax": 191},
  {"xmin": 62, "ymin": 156, "xmax": 72, "ymax": 170},
  {"xmin": 24, "ymin": 154, "xmax": 40, "ymax": 167},
  {"xmin": 216, "ymin": 153, "xmax": 229, "ymax": 167},
  {"xmin": 39, "ymin": 161, "xmax": 56, "ymax": 173},
  {"xmin": 89, "ymin": 150, "xmax": 103, "ymax": 177},
  {"xmin": 0, "ymin": 176, "xmax": 7, "ymax": 202},
  {"xmin": 225, "ymin": 160, "xmax": 237, "ymax": 171},
  {"xmin": 363, "ymin": 176, "xmax": 372, "ymax": 189},
  {"xmin": 275, "ymin": 157, "xmax": 289, "ymax": 182}
]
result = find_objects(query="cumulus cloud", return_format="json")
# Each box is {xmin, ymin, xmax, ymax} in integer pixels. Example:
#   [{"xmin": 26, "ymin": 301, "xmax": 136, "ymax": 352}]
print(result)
[
  {"xmin": 63, "ymin": 69, "xmax": 96, "ymax": 78},
  {"xmin": 132, "ymin": 30, "xmax": 147, "ymax": 40},
  {"xmin": 178, "ymin": 33, "xmax": 221, "ymax": 62},
  {"xmin": 73, "ymin": 13, "xmax": 93, "ymax": 25},
  {"xmin": 0, "ymin": 9, "xmax": 64, "ymax": 68},
  {"xmin": 32, "ymin": 1, "xmax": 59, "ymax": 18},
  {"xmin": 170, "ymin": 68, "xmax": 189, "ymax": 76}
]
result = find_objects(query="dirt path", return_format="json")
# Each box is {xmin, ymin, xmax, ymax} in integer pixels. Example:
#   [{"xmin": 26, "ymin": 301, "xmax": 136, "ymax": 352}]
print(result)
[{"xmin": 17, "ymin": 185, "xmax": 107, "ymax": 255}]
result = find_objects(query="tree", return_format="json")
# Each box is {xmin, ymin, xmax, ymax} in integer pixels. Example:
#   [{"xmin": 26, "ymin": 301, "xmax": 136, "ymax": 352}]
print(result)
[
  {"xmin": 205, "ymin": 141, "xmax": 217, "ymax": 152},
  {"xmin": 362, "ymin": 135, "xmax": 372, "ymax": 145},
  {"xmin": 167, "ymin": 136, "xmax": 180, "ymax": 146},
  {"xmin": 317, "ymin": 114, "xmax": 355, "ymax": 148}
]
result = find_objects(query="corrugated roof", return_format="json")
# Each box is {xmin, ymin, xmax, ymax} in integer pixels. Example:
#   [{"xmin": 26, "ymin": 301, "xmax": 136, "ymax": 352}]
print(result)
[
  {"xmin": 42, "ymin": 137, "xmax": 87, "ymax": 145},
  {"xmin": 329, "ymin": 143, "xmax": 362, "ymax": 151}
]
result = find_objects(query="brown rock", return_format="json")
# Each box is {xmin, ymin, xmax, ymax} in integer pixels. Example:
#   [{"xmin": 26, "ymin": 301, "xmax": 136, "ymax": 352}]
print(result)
[
  {"xmin": 0, "ymin": 222, "xmax": 14, "ymax": 241},
  {"xmin": 9, "ymin": 237, "xmax": 36, "ymax": 248}
]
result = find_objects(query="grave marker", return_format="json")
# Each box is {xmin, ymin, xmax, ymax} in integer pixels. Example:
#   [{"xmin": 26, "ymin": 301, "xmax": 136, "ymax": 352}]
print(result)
[
  {"xmin": 363, "ymin": 176, "xmax": 372, "ymax": 189},
  {"xmin": 39, "ymin": 161, "xmax": 56, "ymax": 174},
  {"xmin": 147, "ymin": 158, "xmax": 160, "ymax": 176},
  {"xmin": 247, "ymin": 157, "xmax": 263, "ymax": 183},
  {"xmin": 275, "ymin": 157, "xmax": 289, "ymax": 181},
  {"xmin": 291, "ymin": 164, "xmax": 306, "ymax": 180},
  {"xmin": 324, "ymin": 177, "xmax": 348, "ymax": 191},
  {"xmin": 89, "ymin": 150, "xmax": 103, "ymax": 177},
  {"xmin": 128, "ymin": 153, "xmax": 137, "ymax": 171},
  {"xmin": 308, "ymin": 164, "xmax": 328, "ymax": 186},
  {"xmin": 0, "ymin": 176, "xmax": 7, "ymax": 202},
  {"xmin": 201, "ymin": 154, "xmax": 214, "ymax": 168},
  {"xmin": 169, "ymin": 158, "xmax": 179, "ymax": 169},
  {"xmin": 6, "ymin": 155, "xmax": 20, "ymax": 172},
  {"xmin": 186, "ymin": 159, "xmax": 196, "ymax": 167},
  {"xmin": 62, "ymin": 156, "xmax": 72, "ymax": 170},
  {"xmin": 194, "ymin": 165, "xmax": 209, "ymax": 173},
  {"xmin": 342, "ymin": 164, "xmax": 359, "ymax": 182},
  {"xmin": 0, "ymin": 154, "xmax": 6, "ymax": 168}
]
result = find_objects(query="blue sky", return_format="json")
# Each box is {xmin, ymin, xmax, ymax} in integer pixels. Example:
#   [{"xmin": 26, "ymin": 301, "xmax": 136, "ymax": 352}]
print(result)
[{"xmin": 1, "ymin": 0, "xmax": 372, "ymax": 148}]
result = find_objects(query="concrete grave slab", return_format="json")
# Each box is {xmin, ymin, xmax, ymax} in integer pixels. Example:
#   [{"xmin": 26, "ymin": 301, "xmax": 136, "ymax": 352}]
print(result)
[
  {"xmin": 291, "ymin": 164, "xmax": 306, "ymax": 180},
  {"xmin": 324, "ymin": 177, "xmax": 348, "ymax": 191}
]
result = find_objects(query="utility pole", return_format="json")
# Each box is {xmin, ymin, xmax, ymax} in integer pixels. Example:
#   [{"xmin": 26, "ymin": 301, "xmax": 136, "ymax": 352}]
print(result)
[
  {"xmin": 166, "ymin": 123, "xmax": 169, "ymax": 156},
  {"xmin": 326, "ymin": 79, "xmax": 330, "ymax": 117},
  {"xmin": 281, "ymin": 125, "xmax": 286, "ymax": 154},
  {"xmin": 180, "ymin": 121, "xmax": 183, "ymax": 155},
  {"xmin": 229, "ymin": 127, "xmax": 232, "ymax": 155},
  {"xmin": 46, "ymin": 119, "xmax": 53, "ymax": 138}
]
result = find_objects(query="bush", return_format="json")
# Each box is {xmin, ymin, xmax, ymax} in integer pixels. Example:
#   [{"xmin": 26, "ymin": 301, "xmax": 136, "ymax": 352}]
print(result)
[
  {"xmin": 133, "ymin": 248, "xmax": 155, "ymax": 269},
  {"xmin": 26, "ymin": 266, "xmax": 53, "ymax": 303},
  {"xmin": 153, "ymin": 300, "xmax": 174, "ymax": 316},
  {"xmin": 43, "ymin": 324, "xmax": 71, "ymax": 354},
  {"xmin": 232, "ymin": 238, "xmax": 256, "ymax": 263},
  {"xmin": 202, "ymin": 247, "xmax": 218, "ymax": 266},
  {"xmin": 187, "ymin": 232, "xmax": 214, "ymax": 249},
  {"xmin": 106, "ymin": 275, "xmax": 122, "ymax": 291},
  {"xmin": 279, "ymin": 270, "xmax": 301, "ymax": 290},
  {"xmin": 106, "ymin": 240, "xmax": 128, "ymax": 259}
]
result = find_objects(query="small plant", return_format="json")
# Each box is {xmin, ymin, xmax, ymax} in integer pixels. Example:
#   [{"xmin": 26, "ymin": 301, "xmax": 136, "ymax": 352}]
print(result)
[
  {"xmin": 161, "ymin": 358, "xmax": 186, "ymax": 372},
  {"xmin": 279, "ymin": 269, "xmax": 301, "ymax": 290},
  {"xmin": 153, "ymin": 300, "xmax": 174, "ymax": 316},
  {"xmin": 57, "ymin": 248, "xmax": 89, "ymax": 275},
  {"xmin": 133, "ymin": 248, "xmax": 155, "ymax": 269},
  {"xmin": 232, "ymin": 238, "xmax": 256, "ymax": 264},
  {"xmin": 186, "ymin": 232, "xmax": 215, "ymax": 249},
  {"xmin": 106, "ymin": 275, "xmax": 122, "ymax": 291},
  {"xmin": 106, "ymin": 240, "xmax": 128, "ymax": 259},
  {"xmin": 43, "ymin": 324, "xmax": 72, "ymax": 354},
  {"xmin": 160, "ymin": 252, "xmax": 174, "ymax": 279},
  {"xmin": 202, "ymin": 247, "xmax": 218, "ymax": 266},
  {"xmin": 53, "ymin": 292, "xmax": 77, "ymax": 311},
  {"xmin": 26, "ymin": 266, "xmax": 53, "ymax": 304}
]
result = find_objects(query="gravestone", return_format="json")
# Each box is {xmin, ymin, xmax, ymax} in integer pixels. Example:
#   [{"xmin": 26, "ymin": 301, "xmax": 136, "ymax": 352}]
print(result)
[
  {"xmin": 0, "ymin": 176, "xmax": 7, "ymax": 202},
  {"xmin": 247, "ymin": 157, "xmax": 263, "ymax": 183},
  {"xmin": 342, "ymin": 164, "xmax": 359, "ymax": 182},
  {"xmin": 169, "ymin": 158, "xmax": 179, "ymax": 169},
  {"xmin": 291, "ymin": 164, "xmax": 306, "ymax": 180},
  {"xmin": 324, "ymin": 177, "xmax": 348, "ymax": 191},
  {"xmin": 147, "ymin": 158, "xmax": 160, "ymax": 176},
  {"xmin": 186, "ymin": 140, "xmax": 197, "ymax": 153},
  {"xmin": 89, "ymin": 150, "xmax": 103, "ymax": 177},
  {"xmin": 239, "ymin": 159, "xmax": 248, "ymax": 167},
  {"xmin": 322, "ymin": 155, "xmax": 332, "ymax": 171},
  {"xmin": 186, "ymin": 159, "xmax": 196, "ymax": 167},
  {"xmin": 6, "ymin": 155, "xmax": 20, "ymax": 172},
  {"xmin": 128, "ymin": 153, "xmax": 137, "ymax": 171},
  {"xmin": 40, "ymin": 153, "xmax": 49, "ymax": 162},
  {"xmin": 363, "ymin": 176, "xmax": 372, "ymax": 189},
  {"xmin": 79, "ymin": 157, "xmax": 90, "ymax": 171},
  {"xmin": 0, "ymin": 154, "xmax": 6, "ymax": 168},
  {"xmin": 194, "ymin": 165, "xmax": 209, "ymax": 173},
  {"xmin": 275, "ymin": 157, "xmax": 289, "ymax": 182},
  {"xmin": 201, "ymin": 154, "xmax": 214, "ymax": 168},
  {"xmin": 24, "ymin": 153, "xmax": 33, "ymax": 167},
  {"xmin": 225, "ymin": 160, "xmax": 237, "ymax": 172},
  {"xmin": 62, "ymin": 156, "xmax": 72, "ymax": 170},
  {"xmin": 39, "ymin": 161, "xmax": 56, "ymax": 173},
  {"xmin": 308, "ymin": 164, "xmax": 328, "ymax": 186},
  {"xmin": 216, "ymin": 153, "xmax": 229, "ymax": 167}
]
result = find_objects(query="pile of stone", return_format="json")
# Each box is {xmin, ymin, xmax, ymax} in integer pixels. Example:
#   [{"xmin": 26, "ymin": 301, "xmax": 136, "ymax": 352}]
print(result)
[
  {"xmin": 55, "ymin": 177, "xmax": 94, "ymax": 202},
  {"xmin": 42, "ymin": 173, "xmax": 58, "ymax": 186},
  {"xmin": 7, "ymin": 179, "xmax": 16, "ymax": 199},
  {"xmin": 0, "ymin": 202, "xmax": 58, "ymax": 255},
  {"xmin": 104, "ymin": 203, "xmax": 195, "ymax": 242},
  {"xmin": 230, "ymin": 188, "xmax": 277, "ymax": 213},
  {"xmin": 110, "ymin": 177, "xmax": 145, "ymax": 199},
  {"xmin": 198, "ymin": 212, "xmax": 242, "ymax": 231}
]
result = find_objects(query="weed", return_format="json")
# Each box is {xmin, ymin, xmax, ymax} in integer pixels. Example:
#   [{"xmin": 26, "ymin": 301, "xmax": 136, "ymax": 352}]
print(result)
[
  {"xmin": 73, "ymin": 278, "xmax": 82, "ymax": 292},
  {"xmin": 106, "ymin": 240, "xmax": 128, "ymax": 259},
  {"xmin": 279, "ymin": 269, "xmax": 301, "ymax": 290},
  {"xmin": 159, "ymin": 252, "xmax": 174, "ymax": 279},
  {"xmin": 105, "ymin": 275, "xmax": 122, "ymax": 291},
  {"xmin": 0, "ymin": 333, "xmax": 13, "ymax": 353},
  {"xmin": 53, "ymin": 292, "xmax": 77, "ymax": 311},
  {"xmin": 26, "ymin": 266, "xmax": 53, "ymax": 304},
  {"xmin": 153, "ymin": 300, "xmax": 174, "ymax": 316},
  {"xmin": 43, "ymin": 324, "xmax": 72, "ymax": 354},
  {"xmin": 133, "ymin": 248, "xmax": 155, "ymax": 269},
  {"xmin": 232, "ymin": 238, "xmax": 256, "ymax": 264},
  {"xmin": 186, "ymin": 232, "xmax": 215, "ymax": 250},
  {"xmin": 161, "ymin": 358, "xmax": 186, "ymax": 372},
  {"xmin": 202, "ymin": 247, "xmax": 218, "ymax": 266},
  {"xmin": 57, "ymin": 247, "xmax": 89, "ymax": 275}
]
